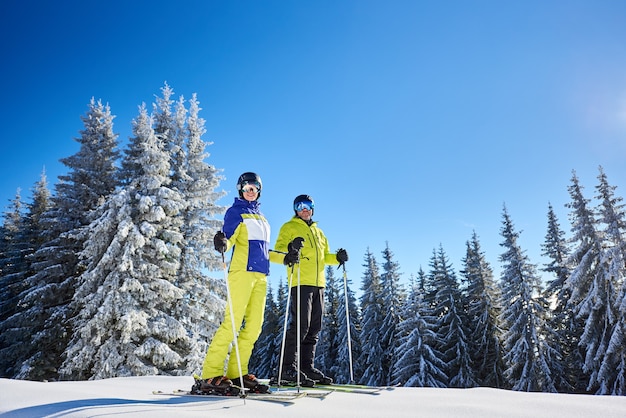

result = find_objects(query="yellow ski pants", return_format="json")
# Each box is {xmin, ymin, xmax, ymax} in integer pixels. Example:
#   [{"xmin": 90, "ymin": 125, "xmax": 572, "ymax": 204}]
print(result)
[{"xmin": 201, "ymin": 270, "xmax": 267, "ymax": 379}]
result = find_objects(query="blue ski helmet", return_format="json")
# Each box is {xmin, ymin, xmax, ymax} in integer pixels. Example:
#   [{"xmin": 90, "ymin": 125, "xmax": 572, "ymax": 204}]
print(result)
[{"xmin": 237, "ymin": 172, "xmax": 262, "ymax": 200}]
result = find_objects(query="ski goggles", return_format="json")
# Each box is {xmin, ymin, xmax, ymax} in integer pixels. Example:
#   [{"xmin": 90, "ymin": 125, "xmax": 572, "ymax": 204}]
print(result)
[
  {"xmin": 294, "ymin": 201, "xmax": 314, "ymax": 212},
  {"xmin": 241, "ymin": 182, "xmax": 260, "ymax": 194}
]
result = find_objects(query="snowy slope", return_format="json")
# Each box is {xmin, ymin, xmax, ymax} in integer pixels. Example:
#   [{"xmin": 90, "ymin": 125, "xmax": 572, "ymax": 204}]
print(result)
[{"xmin": 2, "ymin": 375, "xmax": 626, "ymax": 418}]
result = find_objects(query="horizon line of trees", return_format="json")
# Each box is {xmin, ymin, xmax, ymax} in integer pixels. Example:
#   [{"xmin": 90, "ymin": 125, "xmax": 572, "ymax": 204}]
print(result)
[
  {"xmin": 0, "ymin": 84, "xmax": 625, "ymax": 396},
  {"xmin": 249, "ymin": 166, "xmax": 626, "ymax": 395}
]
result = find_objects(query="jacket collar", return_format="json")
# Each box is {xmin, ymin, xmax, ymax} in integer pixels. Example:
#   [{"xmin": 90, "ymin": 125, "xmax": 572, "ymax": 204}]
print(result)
[
  {"xmin": 234, "ymin": 197, "xmax": 260, "ymax": 210},
  {"xmin": 293, "ymin": 215, "xmax": 315, "ymax": 226}
]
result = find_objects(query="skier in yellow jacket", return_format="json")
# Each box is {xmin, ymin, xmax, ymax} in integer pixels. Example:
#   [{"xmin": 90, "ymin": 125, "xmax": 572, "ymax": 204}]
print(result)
[
  {"xmin": 272, "ymin": 194, "xmax": 348, "ymax": 387},
  {"xmin": 197, "ymin": 172, "xmax": 282, "ymax": 395}
]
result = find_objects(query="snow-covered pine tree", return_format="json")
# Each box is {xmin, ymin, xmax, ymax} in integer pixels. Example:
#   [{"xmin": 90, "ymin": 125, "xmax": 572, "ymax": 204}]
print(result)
[
  {"xmin": 330, "ymin": 265, "xmax": 362, "ymax": 384},
  {"xmin": 393, "ymin": 269, "xmax": 446, "ymax": 387},
  {"xmin": 60, "ymin": 103, "xmax": 192, "ymax": 379},
  {"xmin": 429, "ymin": 245, "xmax": 475, "ymax": 388},
  {"xmin": 171, "ymin": 91, "xmax": 188, "ymax": 189},
  {"xmin": 563, "ymin": 170, "xmax": 611, "ymax": 393},
  {"xmin": 593, "ymin": 167, "xmax": 626, "ymax": 395},
  {"xmin": 16, "ymin": 99, "xmax": 119, "ymax": 380},
  {"xmin": 541, "ymin": 203, "xmax": 577, "ymax": 393},
  {"xmin": 0, "ymin": 172, "xmax": 51, "ymax": 378},
  {"xmin": 0, "ymin": 191, "xmax": 28, "ymax": 378},
  {"xmin": 379, "ymin": 243, "xmax": 405, "ymax": 385},
  {"xmin": 316, "ymin": 266, "xmax": 341, "ymax": 377},
  {"xmin": 358, "ymin": 249, "xmax": 386, "ymax": 386},
  {"xmin": 167, "ymin": 91, "xmax": 226, "ymax": 371},
  {"xmin": 119, "ymin": 84, "xmax": 179, "ymax": 187},
  {"xmin": 0, "ymin": 190, "xmax": 26, "ymax": 320},
  {"xmin": 152, "ymin": 83, "xmax": 178, "ymax": 167},
  {"xmin": 180, "ymin": 93, "xmax": 225, "ymax": 272},
  {"xmin": 26, "ymin": 170, "xmax": 52, "ymax": 250},
  {"xmin": 498, "ymin": 205, "xmax": 556, "ymax": 392},
  {"xmin": 543, "ymin": 203, "xmax": 572, "ymax": 295},
  {"xmin": 460, "ymin": 231, "xmax": 504, "ymax": 388}
]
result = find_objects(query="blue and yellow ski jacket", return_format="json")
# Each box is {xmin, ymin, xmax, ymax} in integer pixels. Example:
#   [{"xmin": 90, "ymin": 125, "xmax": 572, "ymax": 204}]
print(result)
[{"xmin": 223, "ymin": 198, "xmax": 277, "ymax": 274}]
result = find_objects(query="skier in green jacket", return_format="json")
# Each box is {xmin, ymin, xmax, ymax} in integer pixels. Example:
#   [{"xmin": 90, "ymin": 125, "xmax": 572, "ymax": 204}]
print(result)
[{"xmin": 272, "ymin": 194, "xmax": 348, "ymax": 387}]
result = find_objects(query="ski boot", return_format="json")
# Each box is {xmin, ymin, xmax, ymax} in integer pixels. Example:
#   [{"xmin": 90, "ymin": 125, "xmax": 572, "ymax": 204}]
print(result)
[
  {"xmin": 270, "ymin": 368, "xmax": 315, "ymax": 387},
  {"xmin": 302, "ymin": 367, "xmax": 333, "ymax": 385},
  {"xmin": 191, "ymin": 376, "xmax": 241, "ymax": 396},
  {"xmin": 231, "ymin": 374, "xmax": 271, "ymax": 394}
]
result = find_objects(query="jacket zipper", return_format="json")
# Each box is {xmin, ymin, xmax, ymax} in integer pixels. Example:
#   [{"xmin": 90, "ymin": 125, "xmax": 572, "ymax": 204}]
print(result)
[{"xmin": 308, "ymin": 224, "xmax": 320, "ymax": 287}]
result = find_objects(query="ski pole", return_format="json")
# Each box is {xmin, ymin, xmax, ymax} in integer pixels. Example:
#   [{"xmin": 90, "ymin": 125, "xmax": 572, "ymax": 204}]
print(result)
[
  {"xmin": 341, "ymin": 264, "xmax": 355, "ymax": 384},
  {"xmin": 277, "ymin": 238, "xmax": 304, "ymax": 391},
  {"xmin": 221, "ymin": 251, "xmax": 246, "ymax": 399},
  {"xmin": 276, "ymin": 263, "xmax": 294, "ymax": 389},
  {"xmin": 290, "ymin": 238, "xmax": 305, "ymax": 391},
  {"xmin": 296, "ymin": 260, "xmax": 301, "ymax": 391}
]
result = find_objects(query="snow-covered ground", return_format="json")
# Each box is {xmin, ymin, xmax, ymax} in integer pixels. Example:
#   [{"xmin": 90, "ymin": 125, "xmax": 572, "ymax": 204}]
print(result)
[{"xmin": 2, "ymin": 375, "xmax": 626, "ymax": 418}]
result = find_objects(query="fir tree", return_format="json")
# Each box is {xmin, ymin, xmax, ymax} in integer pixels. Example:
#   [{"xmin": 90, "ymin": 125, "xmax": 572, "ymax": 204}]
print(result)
[
  {"xmin": 27, "ymin": 170, "xmax": 52, "ymax": 250},
  {"xmin": 180, "ymin": 94, "xmax": 225, "ymax": 271},
  {"xmin": 153, "ymin": 83, "xmax": 177, "ymax": 162},
  {"xmin": 0, "ymin": 190, "xmax": 26, "ymax": 320},
  {"xmin": 564, "ymin": 171, "xmax": 610, "ymax": 393},
  {"xmin": 393, "ymin": 270, "xmax": 447, "ymax": 387},
  {"xmin": 165, "ymin": 91, "xmax": 226, "ymax": 371},
  {"xmin": 430, "ymin": 245, "xmax": 475, "ymax": 388},
  {"xmin": 16, "ymin": 99, "xmax": 119, "ymax": 380},
  {"xmin": 461, "ymin": 231, "xmax": 504, "ymax": 388},
  {"xmin": 60, "ymin": 103, "xmax": 192, "ymax": 379},
  {"xmin": 543, "ymin": 203, "xmax": 571, "ymax": 294},
  {"xmin": 593, "ymin": 167, "xmax": 626, "ymax": 395},
  {"xmin": 317, "ymin": 266, "xmax": 341, "ymax": 376},
  {"xmin": 331, "ymin": 264, "xmax": 362, "ymax": 384},
  {"xmin": 0, "ymin": 172, "xmax": 51, "ymax": 378},
  {"xmin": 499, "ymin": 206, "xmax": 556, "ymax": 392},
  {"xmin": 379, "ymin": 243, "xmax": 405, "ymax": 385},
  {"xmin": 359, "ymin": 249, "xmax": 386, "ymax": 386},
  {"xmin": 541, "ymin": 203, "xmax": 576, "ymax": 392},
  {"xmin": 0, "ymin": 191, "xmax": 28, "ymax": 378}
]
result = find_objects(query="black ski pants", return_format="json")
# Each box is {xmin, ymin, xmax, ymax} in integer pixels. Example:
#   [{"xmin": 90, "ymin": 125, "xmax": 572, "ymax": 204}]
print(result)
[{"xmin": 282, "ymin": 285, "xmax": 325, "ymax": 371}]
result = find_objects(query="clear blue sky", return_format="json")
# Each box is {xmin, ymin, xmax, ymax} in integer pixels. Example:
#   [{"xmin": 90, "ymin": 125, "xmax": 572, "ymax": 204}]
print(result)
[{"xmin": 2, "ymin": 1, "xmax": 626, "ymax": 287}]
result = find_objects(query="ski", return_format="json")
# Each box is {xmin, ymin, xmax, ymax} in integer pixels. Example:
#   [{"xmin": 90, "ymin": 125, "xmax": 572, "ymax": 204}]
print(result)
[
  {"xmin": 268, "ymin": 388, "xmax": 334, "ymax": 399},
  {"xmin": 266, "ymin": 380, "xmax": 392, "ymax": 395},
  {"xmin": 272, "ymin": 384, "xmax": 377, "ymax": 395},
  {"xmin": 306, "ymin": 384, "xmax": 381, "ymax": 395},
  {"xmin": 317, "ymin": 382, "xmax": 400, "ymax": 392},
  {"xmin": 153, "ymin": 389, "xmax": 307, "ymax": 404}
]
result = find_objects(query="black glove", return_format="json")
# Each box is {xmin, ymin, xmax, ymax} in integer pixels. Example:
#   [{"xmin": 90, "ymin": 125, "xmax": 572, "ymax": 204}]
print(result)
[
  {"xmin": 336, "ymin": 248, "xmax": 348, "ymax": 264},
  {"xmin": 213, "ymin": 231, "xmax": 227, "ymax": 253},
  {"xmin": 284, "ymin": 237, "xmax": 305, "ymax": 266},
  {"xmin": 283, "ymin": 248, "xmax": 300, "ymax": 266},
  {"xmin": 289, "ymin": 237, "xmax": 305, "ymax": 251}
]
